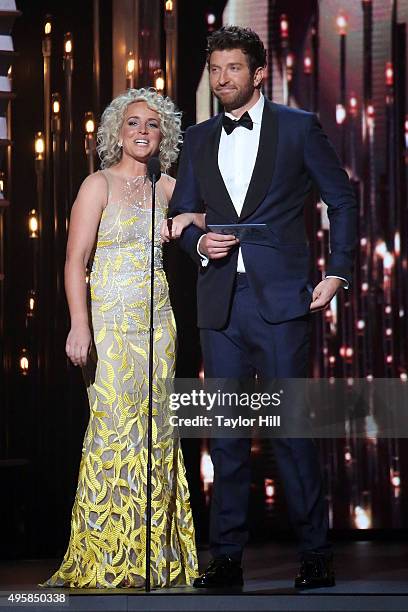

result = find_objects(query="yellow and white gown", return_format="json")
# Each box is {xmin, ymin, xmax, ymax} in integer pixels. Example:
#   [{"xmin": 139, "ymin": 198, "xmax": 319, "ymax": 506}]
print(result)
[{"xmin": 45, "ymin": 170, "xmax": 198, "ymax": 588}]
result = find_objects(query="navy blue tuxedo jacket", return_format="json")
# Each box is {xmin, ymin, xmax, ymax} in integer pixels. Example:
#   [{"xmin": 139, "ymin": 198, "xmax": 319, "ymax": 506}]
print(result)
[{"xmin": 169, "ymin": 99, "xmax": 357, "ymax": 329}]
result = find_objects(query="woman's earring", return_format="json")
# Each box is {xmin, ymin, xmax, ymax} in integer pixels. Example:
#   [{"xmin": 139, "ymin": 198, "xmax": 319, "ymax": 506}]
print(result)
[{"xmin": 118, "ymin": 140, "xmax": 123, "ymax": 148}]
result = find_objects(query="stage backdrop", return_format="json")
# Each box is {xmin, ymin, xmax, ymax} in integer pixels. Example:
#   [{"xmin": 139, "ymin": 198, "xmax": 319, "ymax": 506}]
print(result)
[
  {"xmin": 0, "ymin": 0, "xmax": 407, "ymax": 562},
  {"xmin": 193, "ymin": 0, "xmax": 408, "ymax": 536}
]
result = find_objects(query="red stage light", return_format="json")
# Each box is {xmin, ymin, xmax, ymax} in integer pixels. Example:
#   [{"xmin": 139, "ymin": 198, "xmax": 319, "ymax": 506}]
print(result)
[
  {"xmin": 304, "ymin": 53, "xmax": 312, "ymax": 75},
  {"xmin": 349, "ymin": 94, "xmax": 358, "ymax": 117},
  {"xmin": 280, "ymin": 14, "xmax": 289, "ymax": 39},
  {"xmin": 366, "ymin": 104, "xmax": 375, "ymax": 129},
  {"xmin": 336, "ymin": 14, "xmax": 347, "ymax": 36},
  {"xmin": 385, "ymin": 62, "xmax": 394, "ymax": 86}
]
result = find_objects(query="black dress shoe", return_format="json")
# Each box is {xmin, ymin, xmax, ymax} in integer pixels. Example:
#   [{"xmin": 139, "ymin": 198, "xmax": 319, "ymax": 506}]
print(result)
[
  {"xmin": 294, "ymin": 553, "xmax": 335, "ymax": 589},
  {"xmin": 193, "ymin": 555, "xmax": 243, "ymax": 588}
]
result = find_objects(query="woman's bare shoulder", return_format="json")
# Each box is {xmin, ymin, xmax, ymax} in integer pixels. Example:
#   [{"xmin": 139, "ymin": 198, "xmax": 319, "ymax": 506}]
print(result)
[
  {"xmin": 74, "ymin": 171, "xmax": 108, "ymax": 211},
  {"xmin": 80, "ymin": 170, "xmax": 108, "ymax": 191}
]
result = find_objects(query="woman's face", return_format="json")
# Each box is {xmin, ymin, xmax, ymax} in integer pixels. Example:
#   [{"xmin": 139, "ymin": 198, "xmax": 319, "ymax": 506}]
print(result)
[{"xmin": 120, "ymin": 101, "xmax": 161, "ymax": 163}]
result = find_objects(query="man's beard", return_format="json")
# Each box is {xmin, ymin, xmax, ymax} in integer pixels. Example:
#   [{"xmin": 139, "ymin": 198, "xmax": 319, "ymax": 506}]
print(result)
[{"xmin": 213, "ymin": 81, "xmax": 255, "ymax": 112}]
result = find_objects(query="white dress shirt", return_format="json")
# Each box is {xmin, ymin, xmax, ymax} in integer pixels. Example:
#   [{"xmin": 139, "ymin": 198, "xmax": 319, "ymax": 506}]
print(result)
[
  {"xmin": 197, "ymin": 93, "xmax": 348, "ymax": 287},
  {"xmin": 197, "ymin": 93, "xmax": 264, "ymax": 272}
]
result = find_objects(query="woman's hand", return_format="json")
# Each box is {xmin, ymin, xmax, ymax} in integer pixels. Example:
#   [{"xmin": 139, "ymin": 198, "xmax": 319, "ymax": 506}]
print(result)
[
  {"xmin": 66, "ymin": 323, "xmax": 92, "ymax": 367},
  {"xmin": 160, "ymin": 213, "xmax": 194, "ymax": 242}
]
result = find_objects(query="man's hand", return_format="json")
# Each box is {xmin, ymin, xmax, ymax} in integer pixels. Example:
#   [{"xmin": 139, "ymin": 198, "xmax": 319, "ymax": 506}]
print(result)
[
  {"xmin": 309, "ymin": 277, "xmax": 344, "ymax": 312},
  {"xmin": 200, "ymin": 232, "xmax": 239, "ymax": 260}
]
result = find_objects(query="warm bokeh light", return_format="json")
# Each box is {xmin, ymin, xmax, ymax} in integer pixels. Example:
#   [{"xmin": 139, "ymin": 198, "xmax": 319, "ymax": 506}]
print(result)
[
  {"xmin": 394, "ymin": 231, "xmax": 401, "ymax": 255},
  {"xmin": 336, "ymin": 13, "xmax": 348, "ymax": 35},
  {"xmin": 366, "ymin": 104, "xmax": 375, "ymax": 129},
  {"xmin": 303, "ymin": 53, "xmax": 312, "ymax": 74},
  {"xmin": 280, "ymin": 14, "xmax": 289, "ymax": 39},
  {"xmin": 154, "ymin": 68, "xmax": 165, "ymax": 93},
  {"xmin": 84, "ymin": 112, "xmax": 95, "ymax": 134},
  {"xmin": 52, "ymin": 99, "xmax": 60, "ymax": 114},
  {"xmin": 375, "ymin": 240, "xmax": 387, "ymax": 258},
  {"xmin": 35, "ymin": 132, "xmax": 45, "ymax": 160},
  {"xmin": 27, "ymin": 290, "xmax": 36, "ymax": 317},
  {"xmin": 339, "ymin": 345, "xmax": 353, "ymax": 359},
  {"xmin": 20, "ymin": 351, "xmax": 29, "ymax": 375},
  {"xmin": 349, "ymin": 94, "xmax": 358, "ymax": 117},
  {"xmin": 126, "ymin": 53, "xmax": 135, "ymax": 77},
  {"xmin": 264, "ymin": 478, "xmax": 275, "ymax": 504},
  {"xmin": 354, "ymin": 506, "xmax": 371, "ymax": 529},
  {"xmin": 385, "ymin": 61, "xmax": 394, "ymax": 86},
  {"xmin": 29, "ymin": 209, "xmax": 39, "ymax": 238},
  {"xmin": 383, "ymin": 252, "xmax": 395, "ymax": 271},
  {"xmin": 405, "ymin": 116, "xmax": 408, "ymax": 149},
  {"xmin": 165, "ymin": 0, "xmax": 173, "ymax": 12},
  {"xmin": 64, "ymin": 33, "xmax": 73, "ymax": 55},
  {"xmin": 391, "ymin": 471, "xmax": 400, "ymax": 488}
]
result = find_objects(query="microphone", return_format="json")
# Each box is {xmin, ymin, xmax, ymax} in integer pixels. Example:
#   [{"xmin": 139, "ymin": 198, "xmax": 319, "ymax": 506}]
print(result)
[
  {"xmin": 145, "ymin": 152, "xmax": 161, "ymax": 592},
  {"xmin": 147, "ymin": 156, "xmax": 161, "ymax": 183}
]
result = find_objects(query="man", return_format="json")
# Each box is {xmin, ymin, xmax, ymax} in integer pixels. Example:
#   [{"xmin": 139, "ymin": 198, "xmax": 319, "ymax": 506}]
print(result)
[{"xmin": 169, "ymin": 26, "xmax": 357, "ymax": 589}]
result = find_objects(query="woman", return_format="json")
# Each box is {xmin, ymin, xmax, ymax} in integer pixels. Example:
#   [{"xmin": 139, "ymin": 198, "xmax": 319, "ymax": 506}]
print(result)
[{"xmin": 44, "ymin": 88, "xmax": 205, "ymax": 589}]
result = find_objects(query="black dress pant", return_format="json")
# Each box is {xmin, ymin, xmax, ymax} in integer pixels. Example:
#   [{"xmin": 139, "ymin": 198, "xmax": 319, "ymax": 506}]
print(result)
[{"xmin": 200, "ymin": 274, "xmax": 331, "ymax": 562}]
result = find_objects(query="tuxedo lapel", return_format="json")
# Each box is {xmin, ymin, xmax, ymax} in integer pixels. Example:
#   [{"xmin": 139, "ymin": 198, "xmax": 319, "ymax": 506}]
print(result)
[
  {"xmin": 239, "ymin": 99, "xmax": 279, "ymax": 221},
  {"xmin": 197, "ymin": 114, "xmax": 239, "ymax": 222}
]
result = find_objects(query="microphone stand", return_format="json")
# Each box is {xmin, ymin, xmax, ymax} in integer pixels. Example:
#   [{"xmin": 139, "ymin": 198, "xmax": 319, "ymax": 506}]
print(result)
[{"xmin": 145, "ymin": 158, "xmax": 160, "ymax": 592}]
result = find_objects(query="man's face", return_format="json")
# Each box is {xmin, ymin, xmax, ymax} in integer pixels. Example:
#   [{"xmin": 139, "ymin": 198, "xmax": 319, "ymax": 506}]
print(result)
[{"xmin": 209, "ymin": 48, "xmax": 262, "ymax": 111}]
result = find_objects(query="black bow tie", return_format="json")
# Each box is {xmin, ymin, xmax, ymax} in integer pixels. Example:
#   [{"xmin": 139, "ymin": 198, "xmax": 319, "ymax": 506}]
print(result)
[{"xmin": 222, "ymin": 111, "xmax": 254, "ymax": 135}]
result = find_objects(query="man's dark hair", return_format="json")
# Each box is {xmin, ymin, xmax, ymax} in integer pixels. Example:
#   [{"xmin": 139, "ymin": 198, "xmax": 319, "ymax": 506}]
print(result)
[{"xmin": 206, "ymin": 26, "xmax": 267, "ymax": 75}]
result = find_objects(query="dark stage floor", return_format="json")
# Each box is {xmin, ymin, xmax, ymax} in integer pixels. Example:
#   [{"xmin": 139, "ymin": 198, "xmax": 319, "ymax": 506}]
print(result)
[{"xmin": 1, "ymin": 541, "xmax": 407, "ymax": 611}]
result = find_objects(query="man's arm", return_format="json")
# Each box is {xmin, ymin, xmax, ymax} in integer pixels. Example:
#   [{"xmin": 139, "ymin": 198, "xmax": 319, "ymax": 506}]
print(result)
[
  {"xmin": 304, "ymin": 114, "xmax": 358, "ymax": 287},
  {"xmin": 169, "ymin": 128, "xmax": 206, "ymax": 265},
  {"xmin": 169, "ymin": 128, "xmax": 238, "ymax": 266}
]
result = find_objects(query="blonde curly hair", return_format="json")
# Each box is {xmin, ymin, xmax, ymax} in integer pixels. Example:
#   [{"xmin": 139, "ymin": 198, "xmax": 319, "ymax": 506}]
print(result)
[{"xmin": 96, "ymin": 87, "xmax": 182, "ymax": 172}]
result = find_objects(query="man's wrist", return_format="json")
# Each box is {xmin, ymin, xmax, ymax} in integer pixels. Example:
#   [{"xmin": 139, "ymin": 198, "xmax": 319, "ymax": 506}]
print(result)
[
  {"xmin": 197, "ymin": 234, "xmax": 209, "ymax": 267},
  {"xmin": 325, "ymin": 275, "xmax": 349, "ymax": 289}
]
